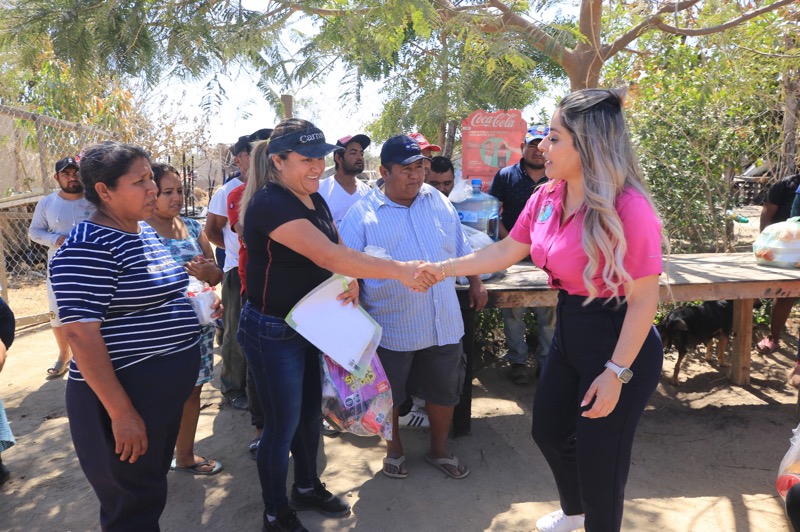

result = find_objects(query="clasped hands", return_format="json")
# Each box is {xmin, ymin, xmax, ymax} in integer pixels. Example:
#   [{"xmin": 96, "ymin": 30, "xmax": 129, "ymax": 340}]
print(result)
[{"xmin": 400, "ymin": 260, "xmax": 454, "ymax": 293}]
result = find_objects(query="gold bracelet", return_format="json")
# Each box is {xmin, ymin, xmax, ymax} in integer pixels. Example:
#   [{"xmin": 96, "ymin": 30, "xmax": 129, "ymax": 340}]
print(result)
[
  {"xmin": 440, "ymin": 261, "xmax": 446, "ymax": 281},
  {"xmin": 448, "ymin": 258, "xmax": 456, "ymax": 277}
]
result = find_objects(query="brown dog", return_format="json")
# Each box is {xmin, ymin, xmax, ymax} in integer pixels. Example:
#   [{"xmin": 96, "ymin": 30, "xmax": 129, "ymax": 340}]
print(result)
[{"xmin": 658, "ymin": 301, "xmax": 733, "ymax": 385}]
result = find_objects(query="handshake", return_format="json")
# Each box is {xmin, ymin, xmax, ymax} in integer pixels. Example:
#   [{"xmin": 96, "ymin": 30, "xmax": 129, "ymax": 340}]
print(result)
[{"xmin": 400, "ymin": 260, "xmax": 457, "ymax": 293}]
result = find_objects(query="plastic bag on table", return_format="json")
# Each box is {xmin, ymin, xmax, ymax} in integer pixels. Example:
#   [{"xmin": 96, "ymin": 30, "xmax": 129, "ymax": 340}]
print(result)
[
  {"xmin": 777, "ymin": 422, "xmax": 800, "ymax": 498},
  {"xmin": 320, "ymin": 352, "xmax": 393, "ymax": 439},
  {"xmin": 455, "ymin": 225, "xmax": 504, "ymax": 285},
  {"xmin": 448, "ymin": 177, "xmax": 472, "ymax": 203},
  {"xmin": 753, "ymin": 218, "xmax": 800, "ymax": 268}
]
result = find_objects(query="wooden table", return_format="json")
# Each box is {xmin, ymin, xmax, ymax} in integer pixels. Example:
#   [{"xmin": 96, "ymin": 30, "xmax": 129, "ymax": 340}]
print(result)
[{"xmin": 454, "ymin": 252, "xmax": 800, "ymax": 436}]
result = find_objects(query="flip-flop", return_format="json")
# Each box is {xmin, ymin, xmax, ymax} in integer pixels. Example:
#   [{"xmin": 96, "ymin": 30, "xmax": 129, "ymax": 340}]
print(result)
[
  {"xmin": 170, "ymin": 457, "xmax": 223, "ymax": 476},
  {"xmin": 45, "ymin": 361, "xmax": 68, "ymax": 380},
  {"xmin": 425, "ymin": 453, "xmax": 470, "ymax": 480},
  {"xmin": 756, "ymin": 336, "xmax": 780, "ymax": 354},
  {"xmin": 382, "ymin": 455, "xmax": 408, "ymax": 479}
]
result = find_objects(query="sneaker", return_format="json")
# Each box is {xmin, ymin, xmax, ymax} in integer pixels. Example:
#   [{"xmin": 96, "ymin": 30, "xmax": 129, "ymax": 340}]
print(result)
[
  {"xmin": 321, "ymin": 419, "xmax": 340, "ymax": 437},
  {"xmin": 230, "ymin": 395, "xmax": 249, "ymax": 411},
  {"xmin": 510, "ymin": 363, "xmax": 529, "ymax": 385},
  {"xmin": 290, "ymin": 481, "xmax": 350, "ymax": 518},
  {"xmin": 248, "ymin": 437, "xmax": 259, "ymax": 460},
  {"xmin": 399, "ymin": 403, "xmax": 430, "ymax": 429},
  {"xmin": 535, "ymin": 509, "xmax": 585, "ymax": 532},
  {"xmin": 263, "ymin": 509, "xmax": 308, "ymax": 532}
]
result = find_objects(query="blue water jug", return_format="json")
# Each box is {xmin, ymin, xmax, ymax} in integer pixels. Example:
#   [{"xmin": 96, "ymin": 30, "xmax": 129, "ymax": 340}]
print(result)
[{"xmin": 453, "ymin": 179, "xmax": 500, "ymax": 241}]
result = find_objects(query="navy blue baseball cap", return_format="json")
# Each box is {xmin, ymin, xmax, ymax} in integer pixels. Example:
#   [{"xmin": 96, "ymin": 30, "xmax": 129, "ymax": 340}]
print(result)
[
  {"xmin": 380, "ymin": 135, "xmax": 430, "ymax": 166},
  {"xmin": 268, "ymin": 127, "xmax": 338, "ymax": 158},
  {"xmin": 525, "ymin": 125, "xmax": 549, "ymax": 143}
]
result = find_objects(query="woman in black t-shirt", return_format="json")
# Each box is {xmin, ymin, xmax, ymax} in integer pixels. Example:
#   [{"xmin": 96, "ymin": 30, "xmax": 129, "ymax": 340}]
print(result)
[{"xmin": 238, "ymin": 119, "xmax": 435, "ymax": 532}]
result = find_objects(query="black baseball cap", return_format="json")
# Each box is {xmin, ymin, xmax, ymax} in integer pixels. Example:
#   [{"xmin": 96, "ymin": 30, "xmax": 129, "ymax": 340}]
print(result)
[
  {"xmin": 335, "ymin": 134, "xmax": 371, "ymax": 152},
  {"xmin": 380, "ymin": 135, "xmax": 429, "ymax": 166},
  {"xmin": 55, "ymin": 156, "xmax": 79, "ymax": 173},
  {"xmin": 250, "ymin": 128, "xmax": 273, "ymax": 141}
]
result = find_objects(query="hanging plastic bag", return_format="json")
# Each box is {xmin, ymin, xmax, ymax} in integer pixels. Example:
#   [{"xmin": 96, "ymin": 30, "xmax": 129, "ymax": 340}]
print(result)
[
  {"xmin": 754, "ymin": 218, "xmax": 800, "ymax": 268},
  {"xmin": 777, "ymin": 422, "xmax": 800, "ymax": 498},
  {"xmin": 320, "ymin": 353, "xmax": 393, "ymax": 440},
  {"xmin": 186, "ymin": 276, "xmax": 216, "ymax": 325}
]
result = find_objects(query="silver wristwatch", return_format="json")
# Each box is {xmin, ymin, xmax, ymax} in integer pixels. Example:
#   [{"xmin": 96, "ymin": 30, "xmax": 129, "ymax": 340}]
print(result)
[{"xmin": 605, "ymin": 360, "xmax": 633, "ymax": 383}]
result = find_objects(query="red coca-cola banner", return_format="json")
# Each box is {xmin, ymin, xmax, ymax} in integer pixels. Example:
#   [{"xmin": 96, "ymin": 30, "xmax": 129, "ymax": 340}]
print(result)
[{"xmin": 461, "ymin": 109, "xmax": 527, "ymax": 191}]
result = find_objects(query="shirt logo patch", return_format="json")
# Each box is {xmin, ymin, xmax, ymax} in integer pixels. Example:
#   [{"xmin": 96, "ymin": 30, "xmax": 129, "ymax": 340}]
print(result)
[{"xmin": 537, "ymin": 202, "xmax": 554, "ymax": 223}]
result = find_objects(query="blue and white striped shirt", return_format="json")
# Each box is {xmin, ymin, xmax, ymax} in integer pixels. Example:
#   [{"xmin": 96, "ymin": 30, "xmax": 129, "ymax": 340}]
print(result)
[
  {"xmin": 50, "ymin": 221, "xmax": 200, "ymax": 380},
  {"xmin": 339, "ymin": 184, "xmax": 472, "ymax": 352}
]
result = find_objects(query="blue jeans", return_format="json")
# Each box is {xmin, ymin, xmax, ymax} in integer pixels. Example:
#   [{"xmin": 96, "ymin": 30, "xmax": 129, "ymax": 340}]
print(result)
[
  {"xmin": 501, "ymin": 306, "xmax": 556, "ymax": 365},
  {"xmin": 238, "ymin": 301, "xmax": 322, "ymax": 516}
]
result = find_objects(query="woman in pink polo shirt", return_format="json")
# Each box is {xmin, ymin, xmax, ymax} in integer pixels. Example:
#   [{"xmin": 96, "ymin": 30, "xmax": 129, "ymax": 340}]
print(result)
[{"xmin": 421, "ymin": 88, "xmax": 664, "ymax": 532}]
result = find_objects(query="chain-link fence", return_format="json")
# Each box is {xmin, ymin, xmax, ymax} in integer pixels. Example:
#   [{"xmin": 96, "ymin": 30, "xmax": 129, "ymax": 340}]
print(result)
[{"xmin": 0, "ymin": 105, "xmax": 117, "ymax": 325}]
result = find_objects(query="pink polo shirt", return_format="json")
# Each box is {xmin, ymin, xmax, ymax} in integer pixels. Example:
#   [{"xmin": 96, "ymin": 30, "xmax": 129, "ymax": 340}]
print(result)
[{"xmin": 509, "ymin": 180, "xmax": 662, "ymax": 297}]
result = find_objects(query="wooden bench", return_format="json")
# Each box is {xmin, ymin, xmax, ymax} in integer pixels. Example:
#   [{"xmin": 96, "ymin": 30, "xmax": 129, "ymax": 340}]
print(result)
[{"xmin": 454, "ymin": 252, "xmax": 800, "ymax": 436}]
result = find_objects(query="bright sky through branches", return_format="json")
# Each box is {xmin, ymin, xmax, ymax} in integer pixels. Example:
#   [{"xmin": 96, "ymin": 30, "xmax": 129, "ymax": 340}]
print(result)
[{"xmin": 155, "ymin": 1, "xmax": 577, "ymax": 149}]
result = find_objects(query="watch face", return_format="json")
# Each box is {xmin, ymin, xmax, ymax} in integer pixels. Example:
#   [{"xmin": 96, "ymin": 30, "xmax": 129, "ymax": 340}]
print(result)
[{"xmin": 619, "ymin": 368, "xmax": 634, "ymax": 383}]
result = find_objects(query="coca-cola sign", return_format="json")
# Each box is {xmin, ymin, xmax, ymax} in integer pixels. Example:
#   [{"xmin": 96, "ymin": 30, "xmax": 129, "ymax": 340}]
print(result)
[
  {"xmin": 461, "ymin": 109, "xmax": 527, "ymax": 188},
  {"xmin": 466, "ymin": 111, "xmax": 521, "ymax": 130}
]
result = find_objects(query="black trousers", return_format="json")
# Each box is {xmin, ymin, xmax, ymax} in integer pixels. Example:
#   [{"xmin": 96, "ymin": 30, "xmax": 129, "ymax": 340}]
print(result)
[
  {"xmin": 0, "ymin": 296, "xmax": 14, "ymax": 349},
  {"xmin": 787, "ymin": 483, "xmax": 800, "ymax": 531},
  {"xmin": 66, "ymin": 345, "xmax": 199, "ymax": 532},
  {"xmin": 531, "ymin": 291, "xmax": 663, "ymax": 532}
]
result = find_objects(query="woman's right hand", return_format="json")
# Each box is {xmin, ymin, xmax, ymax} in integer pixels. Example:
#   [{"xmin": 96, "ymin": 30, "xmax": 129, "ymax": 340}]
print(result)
[
  {"xmin": 415, "ymin": 261, "xmax": 446, "ymax": 284},
  {"xmin": 111, "ymin": 409, "xmax": 148, "ymax": 463},
  {"xmin": 399, "ymin": 261, "xmax": 438, "ymax": 292},
  {"xmin": 185, "ymin": 256, "xmax": 223, "ymax": 286}
]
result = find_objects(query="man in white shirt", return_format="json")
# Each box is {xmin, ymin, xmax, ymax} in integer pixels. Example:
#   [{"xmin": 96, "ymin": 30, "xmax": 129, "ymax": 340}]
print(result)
[
  {"xmin": 204, "ymin": 136, "xmax": 249, "ymax": 410},
  {"xmin": 317, "ymin": 134, "xmax": 371, "ymax": 226},
  {"xmin": 29, "ymin": 156, "xmax": 95, "ymax": 379}
]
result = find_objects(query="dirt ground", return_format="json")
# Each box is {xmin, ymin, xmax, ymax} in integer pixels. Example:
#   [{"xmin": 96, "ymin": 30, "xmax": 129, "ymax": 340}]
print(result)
[{"xmin": 3, "ymin": 205, "xmax": 800, "ymax": 531}]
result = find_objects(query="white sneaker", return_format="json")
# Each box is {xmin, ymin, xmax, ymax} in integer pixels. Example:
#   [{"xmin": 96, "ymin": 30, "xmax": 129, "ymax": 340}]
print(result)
[
  {"xmin": 535, "ymin": 509, "xmax": 585, "ymax": 532},
  {"xmin": 398, "ymin": 403, "xmax": 430, "ymax": 428}
]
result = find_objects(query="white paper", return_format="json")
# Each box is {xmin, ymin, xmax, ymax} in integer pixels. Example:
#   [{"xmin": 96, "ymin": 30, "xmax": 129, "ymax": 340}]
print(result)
[{"xmin": 286, "ymin": 275, "xmax": 382, "ymax": 377}]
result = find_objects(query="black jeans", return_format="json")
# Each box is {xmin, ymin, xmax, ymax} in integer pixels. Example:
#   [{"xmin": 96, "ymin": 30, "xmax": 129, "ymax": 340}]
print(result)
[{"xmin": 531, "ymin": 291, "xmax": 663, "ymax": 532}]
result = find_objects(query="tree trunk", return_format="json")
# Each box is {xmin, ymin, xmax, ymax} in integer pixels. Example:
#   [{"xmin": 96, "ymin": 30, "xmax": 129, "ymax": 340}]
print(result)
[
  {"xmin": 561, "ymin": 49, "xmax": 603, "ymax": 91},
  {"xmin": 781, "ymin": 56, "xmax": 798, "ymax": 178},
  {"xmin": 444, "ymin": 119, "xmax": 458, "ymax": 159}
]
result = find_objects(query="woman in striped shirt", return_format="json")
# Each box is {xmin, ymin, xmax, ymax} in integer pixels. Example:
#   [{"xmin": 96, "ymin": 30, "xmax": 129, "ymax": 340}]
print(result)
[{"xmin": 50, "ymin": 142, "xmax": 219, "ymax": 532}]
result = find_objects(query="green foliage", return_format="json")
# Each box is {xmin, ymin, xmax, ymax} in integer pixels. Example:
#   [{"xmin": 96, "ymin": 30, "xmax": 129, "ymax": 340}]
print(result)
[
  {"xmin": 254, "ymin": 1, "xmax": 564, "ymax": 149},
  {"xmin": 607, "ymin": 17, "xmax": 789, "ymax": 252}
]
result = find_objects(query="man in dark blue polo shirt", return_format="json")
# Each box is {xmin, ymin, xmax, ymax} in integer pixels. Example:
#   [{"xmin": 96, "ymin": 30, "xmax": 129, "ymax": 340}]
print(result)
[{"xmin": 489, "ymin": 125, "xmax": 556, "ymax": 385}]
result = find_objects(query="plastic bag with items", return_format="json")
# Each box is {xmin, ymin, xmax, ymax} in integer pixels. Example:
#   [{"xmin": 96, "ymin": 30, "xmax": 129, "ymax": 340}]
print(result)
[
  {"xmin": 186, "ymin": 276, "xmax": 216, "ymax": 325},
  {"xmin": 777, "ymin": 422, "xmax": 800, "ymax": 498},
  {"xmin": 753, "ymin": 218, "xmax": 800, "ymax": 268},
  {"xmin": 320, "ymin": 352, "xmax": 393, "ymax": 440}
]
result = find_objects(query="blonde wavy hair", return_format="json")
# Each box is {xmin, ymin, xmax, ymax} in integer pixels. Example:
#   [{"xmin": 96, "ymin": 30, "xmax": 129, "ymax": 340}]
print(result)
[
  {"xmin": 557, "ymin": 87, "xmax": 663, "ymax": 302},
  {"xmin": 239, "ymin": 118, "xmax": 314, "ymax": 225}
]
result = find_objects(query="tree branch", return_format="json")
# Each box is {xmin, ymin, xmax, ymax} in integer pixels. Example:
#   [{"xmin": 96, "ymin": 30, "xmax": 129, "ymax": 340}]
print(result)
[
  {"xmin": 477, "ymin": 0, "xmax": 566, "ymax": 61},
  {"xmin": 270, "ymin": 1, "xmax": 371, "ymax": 18},
  {"xmin": 653, "ymin": 0, "xmax": 798, "ymax": 37},
  {"xmin": 604, "ymin": 0, "xmax": 701, "ymax": 59}
]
